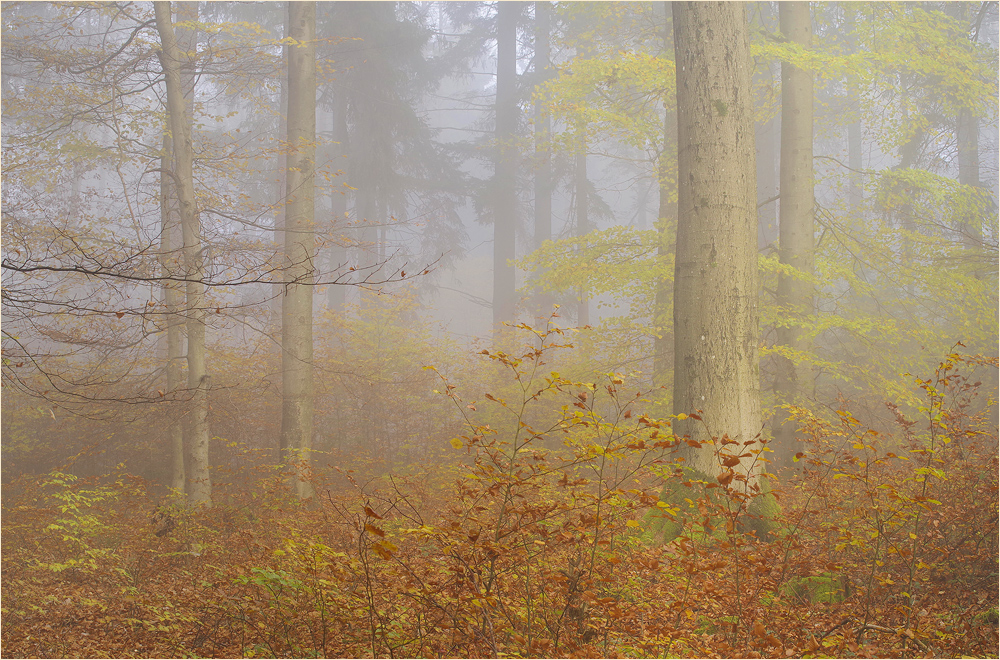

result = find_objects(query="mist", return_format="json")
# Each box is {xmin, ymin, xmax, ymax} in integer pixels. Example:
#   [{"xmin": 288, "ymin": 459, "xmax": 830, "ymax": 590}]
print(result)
[{"xmin": 2, "ymin": 2, "xmax": 998, "ymax": 657}]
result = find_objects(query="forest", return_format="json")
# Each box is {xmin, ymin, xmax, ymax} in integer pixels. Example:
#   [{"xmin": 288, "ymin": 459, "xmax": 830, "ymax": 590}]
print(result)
[{"xmin": 1, "ymin": 1, "xmax": 998, "ymax": 658}]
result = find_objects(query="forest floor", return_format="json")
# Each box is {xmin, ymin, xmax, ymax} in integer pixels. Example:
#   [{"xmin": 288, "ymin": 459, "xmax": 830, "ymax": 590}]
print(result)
[
  {"xmin": 2, "ymin": 356, "xmax": 997, "ymax": 658},
  {"xmin": 2, "ymin": 444, "xmax": 996, "ymax": 658}
]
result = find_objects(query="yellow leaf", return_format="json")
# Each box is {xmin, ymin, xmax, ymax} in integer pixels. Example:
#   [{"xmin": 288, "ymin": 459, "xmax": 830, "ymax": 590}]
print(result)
[{"xmin": 450, "ymin": 438, "xmax": 463, "ymax": 449}]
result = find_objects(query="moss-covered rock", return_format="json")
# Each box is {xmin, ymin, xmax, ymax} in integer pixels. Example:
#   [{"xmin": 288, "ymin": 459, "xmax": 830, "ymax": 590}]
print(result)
[
  {"xmin": 642, "ymin": 468, "xmax": 781, "ymax": 544},
  {"xmin": 780, "ymin": 573, "xmax": 851, "ymax": 604},
  {"xmin": 744, "ymin": 474, "xmax": 781, "ymax": 541}
]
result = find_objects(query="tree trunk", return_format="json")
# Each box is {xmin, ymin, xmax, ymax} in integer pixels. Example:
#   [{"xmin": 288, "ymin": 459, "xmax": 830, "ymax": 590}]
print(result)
[
  {"xmin": 845, "ymin": 4, "xmax": 863, "ymax": 211},
  {"xmin": 159, "ymin": 132, "xmax": 186, "ymax": 494},
  {"xmin": 773, "ymin": 1, "xmax": 814, "ymax": 471},
  {"xmin": 754, "ymin": 1, "xmax": 779, "ymax": 250},
  {"xmin": 532, "ymin": 0, "xmax": 553, "ymax": 321},
  {"xmin": 575, "ymin": 135, "xmax": 589, "ymax": 327},
  {"xmin": 652, "ymin": 22, "xmax": 675, "ymax": 394},
  {"xmin": 271, "ymin": 38, "xmax": 290, "ymax": 331},
  {"xmin": 155, "ymin": 0, "xmax": 211, "ymax": 506},
  {"xmin": 493, "ymin": 0, "xmax": 519, "ymax": 330},
  {"xmin": 281, "ymin": 0, "xmax": 316, "ymax": 500},
  {"xmin": 327, "ymin": 91, "xmax": 348, "ymax": 311},
  {"xmin": 671, "ymin": 1, "xmax": 761, "ymax": 482}
]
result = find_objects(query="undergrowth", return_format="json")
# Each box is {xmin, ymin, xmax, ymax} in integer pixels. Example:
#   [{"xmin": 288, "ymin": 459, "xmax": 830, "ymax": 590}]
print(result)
[{"xmin": 2, "ymin": 329, "xmax": 997, "ymax": 658}]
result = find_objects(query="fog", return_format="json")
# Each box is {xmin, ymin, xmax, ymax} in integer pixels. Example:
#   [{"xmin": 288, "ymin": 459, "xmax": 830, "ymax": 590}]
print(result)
[
  {"xmin": 3, "ymin": 3, "xmax": 999, "ymax": 657},
  {"xmin": 2, "ymin": 0, "xmax": 997, "ymax": 490}
]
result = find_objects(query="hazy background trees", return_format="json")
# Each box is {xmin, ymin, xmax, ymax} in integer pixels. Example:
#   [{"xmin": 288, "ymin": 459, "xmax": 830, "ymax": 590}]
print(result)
[{"xmin": 2, "ymin": 1, "xmax": 997, "ymax": 494}]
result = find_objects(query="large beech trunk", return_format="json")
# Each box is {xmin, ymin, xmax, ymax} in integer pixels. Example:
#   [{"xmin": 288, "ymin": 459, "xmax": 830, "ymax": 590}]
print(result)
[{"xmin": 671, "ymin": 1, "xmax": 761, "ymax": 481}]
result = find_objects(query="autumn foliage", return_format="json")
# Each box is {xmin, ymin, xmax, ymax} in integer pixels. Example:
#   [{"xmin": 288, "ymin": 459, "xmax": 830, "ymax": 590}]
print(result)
[{"xmin": 2, "ymin": 329, "xmax": 997, "ymax": 659}]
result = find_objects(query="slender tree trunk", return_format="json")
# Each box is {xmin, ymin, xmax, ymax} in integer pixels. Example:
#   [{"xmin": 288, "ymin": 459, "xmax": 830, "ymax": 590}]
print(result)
[
  {"xmin": 949, "ymin": 2, "xmax": 996, "ymax": 429},
  {"xmin": 672, "ymin": 1, "xmax": 761, "ymax": 483},
  {"xmin": 895, "ymin": 104, "xmax": 920, "ymax": 297},
  {"xmin": 575, "ymin": 136, "xmax": 590, "ymax": 327},
  {"xmin": 493, "ymin": 0, "xmax": 519, "ymax": 330},
  {"xmin": 532, "ymin": 0, "xmax": 553, "ymax": 321},
  {"xmin": 956, "ymin": 104, "xmax": 984, "ymax": 274},
  {"xmin": 754, "ymin": 1, "xmax": 779, "ymax": 250},
  {"xmin": 773, "ymin": 1, "xmax": 814, "ymax": 471},
  {"xmin": 328, "ymin": 91, "xmax": 348, "ymax": 311},
  {"xmin": 845, "ymin": 6, "xmax": 863, "ymax": 211},
  {"xmin": 272, "ymin": 39, "xmax": 290, "ymax": 331},
  {"xmin": 155, "ymin": 1, "xmax": 211, "ymax": 505},
  {"xmin": 281, "ymin": 0, "xmax": 316, "ymax": 500},
  {"xmin": 159, "ymin": 132, "xmax": 186, "ymax": 494},
  {"xmin": 756, "ymin": 115, "xmax": 779, "ymax": 249}
]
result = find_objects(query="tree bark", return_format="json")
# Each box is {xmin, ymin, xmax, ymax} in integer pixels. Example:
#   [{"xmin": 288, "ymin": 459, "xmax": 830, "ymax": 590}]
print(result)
[
  {"xmin": 155, "ymin": 0, "xmax": 211, "ymax": 505},
  {"xmin": 281, "ymin": 0, "xmax": 316, "ymax": 500},
  {"xmin": 845, "ymin": 4, "xmax": 863, "ymax": 211},
  {"xmin": 754, "ymin": 1, "xmax": 779, "ymax": 250},
  {"xmin": 671, "ymin": 1, "xmax": 761, "ymax": 481},
  {"xmin": 532, "ymin": 0, "xmax": 553, "ymax": 321},
  {"xmin": 493, "ymin": 0, "xmax": 519, "ymax": 330},
  {"xmin": 773, "ymin": 1, "xmax": 814, "ymax": 471},
  {"xmin": 159, "ymin": 132, "xmax": 186, "ymax": 494},
  {"xmin": 271, "ymin": 37, "xmax": 290, "ymax": 331},
  {"xmin": 327, "ymin": 91, "xmax": 348, "ymax": 311},
  {"xmin": 652, "ymin": 6, "xmax": 675, "ymax": 393},
  {"xmin": 575, "ymin": 135, "xmax": 590, "ymax": 326}
]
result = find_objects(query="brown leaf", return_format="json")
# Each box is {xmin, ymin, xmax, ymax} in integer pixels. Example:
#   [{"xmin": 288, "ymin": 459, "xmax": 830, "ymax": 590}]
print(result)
[
  {"xmin": 363, "ymin": 506, "xmax": 382, "ymax": 519},
  {"xmin": 364, "ymin": 523, "xmax": 385, "ymax": 537}
]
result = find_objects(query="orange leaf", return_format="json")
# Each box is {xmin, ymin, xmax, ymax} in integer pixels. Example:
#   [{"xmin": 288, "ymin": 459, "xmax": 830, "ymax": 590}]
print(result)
[
  {"xmin": 722, "ymin": 455, "xmax": 741, "ymax": 468},
  {"xmin": 363, "ymin": 506, "xmax": 382, "ymax": 519},
  {"xmin": 753, "ymin": 622, "xmax": 766, "ymax": 638},
  {"xmin": 364, "ymin": 523, "xmax": 385, "ymax": 537}
]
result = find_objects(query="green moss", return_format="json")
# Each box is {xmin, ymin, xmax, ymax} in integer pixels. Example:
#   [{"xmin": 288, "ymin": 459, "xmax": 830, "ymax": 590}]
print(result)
[
  {"xmin": 744, "ymin": 475, "xmax": 781, "ymax": 541},
  {"xmin": 780, "ymin": 573, "xmax": 851, "ymax": 604},
  {"xmin": 972, "ymin": 607, "xmax": 999, "ymax": 626},
  {"xmin": 642, "ymin": 470, "xmax": 781, "ymax": 544}
]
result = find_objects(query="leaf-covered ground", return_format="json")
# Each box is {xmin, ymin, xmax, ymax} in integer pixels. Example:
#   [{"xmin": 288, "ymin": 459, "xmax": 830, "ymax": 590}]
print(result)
[{"xmin": 2, "ymin": 354, "xmax": 997, "ymax": 659}]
